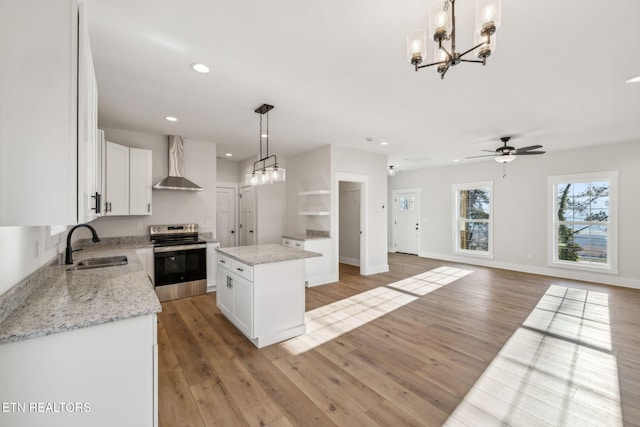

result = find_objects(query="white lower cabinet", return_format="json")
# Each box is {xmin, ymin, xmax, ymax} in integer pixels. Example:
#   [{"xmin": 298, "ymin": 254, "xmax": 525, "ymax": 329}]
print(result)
[
  {"xmin": 282, "ymin": 238, "xmax": 334, "ymax": 286},
  {"xmin": 206, "ymin": 242, "xmax": 221, "ymax": 292},
  {"xmin": 0, "ymin": 315, "xmax": 158, "ymax": 427},
  {"xmin": 216, "ymin": 254, "xmax": 305, "ymax": 348}
]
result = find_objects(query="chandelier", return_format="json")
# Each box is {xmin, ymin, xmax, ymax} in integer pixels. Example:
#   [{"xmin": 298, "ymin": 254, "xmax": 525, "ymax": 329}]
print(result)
[
  {"xmin": 245, "ymin": 104, "xmax": 286, "ymax": 186},
  {"xmin": 407, "ymin": 0, "xmax": 502, "ymax": 79}
]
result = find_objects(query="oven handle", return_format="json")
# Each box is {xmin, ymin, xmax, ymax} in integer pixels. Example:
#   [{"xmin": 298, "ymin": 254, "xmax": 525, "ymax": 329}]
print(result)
[{"xmin": 154, "ymin": 243, "xmax": 207, "ymax": 253}]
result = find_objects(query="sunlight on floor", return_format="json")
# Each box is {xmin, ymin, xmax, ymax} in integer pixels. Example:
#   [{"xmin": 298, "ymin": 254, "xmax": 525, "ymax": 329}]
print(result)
[
  {"xmin": 444, "ymin": 285, "xmax": 622, "ymax": 427},
  {"xmin": 280, "ymin": 266, "xmax": 473, "ymax": 356}
]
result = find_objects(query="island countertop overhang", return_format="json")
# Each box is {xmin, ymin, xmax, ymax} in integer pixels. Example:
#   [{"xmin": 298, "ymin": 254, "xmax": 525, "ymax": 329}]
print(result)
[{"xmin": 216, "ymin": 243, "xmax": 321, "ymax": 266}]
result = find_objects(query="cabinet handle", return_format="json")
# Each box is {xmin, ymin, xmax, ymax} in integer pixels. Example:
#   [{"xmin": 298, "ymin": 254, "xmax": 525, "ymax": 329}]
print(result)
[
  {"xmin": 220, "ymin": 259, "xmax": 226, "ymax": 264},
  {"xmin": 147, "ymin": 203, "xmax": 151, "ymax": 212},
  {"xmin": 226, "ymin": 276, "xmax": 233, "ymax": 288},
  {"xmin": 295, "ymin": 243, "xmax": 301, "ymax": 247},
  {"xmin": 91, "ymin": 192, "xmax": 101, "ymax": 213},
  {"xmin": 236, "ymin": 267, "xmax": 243, "ymax": 272}
]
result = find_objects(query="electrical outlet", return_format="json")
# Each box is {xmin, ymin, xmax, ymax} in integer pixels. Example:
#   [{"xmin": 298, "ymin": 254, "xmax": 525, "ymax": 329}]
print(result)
[
  {"xmin": 528, "ymin": 253, "xmax": 534, "ymax": 260},
  {"xmin": 34, "ymin": 240, "xmax": 39, "ymax": 259},
  {"xmin": 205, "ymin": 221, "xmax": 213, "ymax": 229},
  {"xmin": 136, "ymin": 223, "xmax": 143, "ymax": 231}
]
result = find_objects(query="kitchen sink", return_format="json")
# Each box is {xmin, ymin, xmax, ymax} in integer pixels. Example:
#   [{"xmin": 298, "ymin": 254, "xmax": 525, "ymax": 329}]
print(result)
[{"xmin": 68, "ymin": 255, "xmax": 128, "ymax": 271}]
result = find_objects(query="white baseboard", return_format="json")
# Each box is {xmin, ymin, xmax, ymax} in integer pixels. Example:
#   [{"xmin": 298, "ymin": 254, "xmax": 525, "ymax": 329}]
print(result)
[
  {"xmin": 306, "ymin": 273, "xmax": 339, "ymax": 287},
  {"xmin": 364, "ymin": 263, "xmax": 390, "ymax": 275},
  {"xmin": 418, "ymin": 250, "xmax": 640, "ymax": 290},
  {"xmin": 339, "ymin": 256, "xmax": 360, "ymax": 266}
]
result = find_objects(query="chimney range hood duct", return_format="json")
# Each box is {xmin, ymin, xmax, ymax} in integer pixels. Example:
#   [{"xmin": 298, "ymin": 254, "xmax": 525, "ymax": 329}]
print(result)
[{"xmin": 153, "ymin": 135, "xmax": 203, "ymax": 191}]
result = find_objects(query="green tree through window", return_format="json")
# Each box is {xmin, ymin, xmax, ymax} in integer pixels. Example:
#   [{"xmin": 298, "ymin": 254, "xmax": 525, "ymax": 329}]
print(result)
[{"xmin": 556, "ymin": 180, "xmax": 610, "ymax": 264}]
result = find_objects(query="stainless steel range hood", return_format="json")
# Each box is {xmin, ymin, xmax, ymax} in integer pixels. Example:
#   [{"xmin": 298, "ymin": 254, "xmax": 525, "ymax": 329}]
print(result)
[{"xmin": 153, "ymin": 135, "xmax": 203, "ymax": 191}]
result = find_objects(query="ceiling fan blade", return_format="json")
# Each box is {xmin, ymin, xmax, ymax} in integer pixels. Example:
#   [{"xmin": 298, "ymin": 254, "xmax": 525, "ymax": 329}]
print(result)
[
  {"xmin": 517, "ymin": 150, "xmax": 546, "ymax": 155},
  {"xmin": 465, "ymin": 154, "xmax": 497, "ymax": 159},
  {"xmin": 514, "ymin": 145, "xmax": 543, "ymax": 154}
]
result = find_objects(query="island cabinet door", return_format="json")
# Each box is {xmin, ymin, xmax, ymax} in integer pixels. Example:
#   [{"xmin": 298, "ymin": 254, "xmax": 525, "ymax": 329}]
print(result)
[
  {"xmin": 232, "ymin": 273, "xmax": 254, "ymax": 338},
  {"xmin": 216, "ymin": 269, "xmax": 233, "ymax": 317}
]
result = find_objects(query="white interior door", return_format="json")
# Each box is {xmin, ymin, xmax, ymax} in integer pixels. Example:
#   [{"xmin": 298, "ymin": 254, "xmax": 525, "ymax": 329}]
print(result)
[
  {"xmin": 216, "ymin": 187, "xmax": 237, "ymax": 247},
  {"xmin": 239, "ymin": 186, "xmax": 256, "ymax": 246},
  {"xmin": 394, "ymin": 191, "xmax": 419, "ymax": 255}
]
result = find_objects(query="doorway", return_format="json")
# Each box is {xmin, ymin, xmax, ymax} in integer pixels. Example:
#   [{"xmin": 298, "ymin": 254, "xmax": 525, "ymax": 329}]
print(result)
[
  {"xmin": 392, "ymin": 189, "xmax": 420, "ymax": 255},
  {"xmin": 216, "ymin": 186, "xmax": 237, "ymax": 248},
  {"xmin": 334, "ymin": 173, "xmax": 367, "ymax": 277},
  {"xmin": 338, "ymin": 182, "xmax": 361, "ymax": 266},
  {"xmin": 239, "ymin": 186, "xmax": 256, "ymax": 246}
]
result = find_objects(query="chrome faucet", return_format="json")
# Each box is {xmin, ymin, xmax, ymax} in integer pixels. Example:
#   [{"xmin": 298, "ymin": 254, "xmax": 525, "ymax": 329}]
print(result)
[{"xmin": 65, "ymin": 224, "xmax": 101, "ymax": 265}]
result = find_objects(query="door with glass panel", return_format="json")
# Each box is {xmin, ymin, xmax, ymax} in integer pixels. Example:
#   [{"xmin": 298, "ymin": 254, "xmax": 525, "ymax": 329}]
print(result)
[{"xmin": 394, "ymin": 191, "xmax": 420, "ymax": 255}]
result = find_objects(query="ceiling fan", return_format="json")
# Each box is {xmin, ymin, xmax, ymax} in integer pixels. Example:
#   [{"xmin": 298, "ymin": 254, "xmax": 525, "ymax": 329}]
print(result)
[{"xmin": 466, "ymin": 136, "xmax": 545, "ymax": 163}]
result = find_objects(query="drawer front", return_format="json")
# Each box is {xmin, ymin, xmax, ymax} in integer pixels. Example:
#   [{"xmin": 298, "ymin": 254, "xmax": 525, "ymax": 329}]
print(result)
[
  {"xmin": 231, "ymin": 260, "xmax": 253, "ymax": 281},
  {"xmin": 282, "ymin": 238, "xmax": 303, "ymax": 249},
  {"xmin": 217, "ymin": 254, "xmax": 233, "ymax": 270}
]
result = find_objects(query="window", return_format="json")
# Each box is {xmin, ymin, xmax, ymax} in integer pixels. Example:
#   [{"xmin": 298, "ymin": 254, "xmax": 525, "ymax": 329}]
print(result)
[
  {"xmin": 453, "ymin": 182, "xmax": 493, "ymax": 257},
  {"xmin": 548, "ymin": 171, "xmax": 618, "ymax": 273},
  {"xmin": 399, "ymin": 195, "xmax": 415, "ymax": 211}
]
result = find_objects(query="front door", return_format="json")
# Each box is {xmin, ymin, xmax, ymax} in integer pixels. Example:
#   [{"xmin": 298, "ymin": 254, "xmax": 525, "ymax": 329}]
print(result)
[
  {"xmin": 394, "ymin": 190, "xmax": 419, "ymax": 255},
  {"xmin": 216, "ymin": 187, "xmax": 237, "ymax": 247}
]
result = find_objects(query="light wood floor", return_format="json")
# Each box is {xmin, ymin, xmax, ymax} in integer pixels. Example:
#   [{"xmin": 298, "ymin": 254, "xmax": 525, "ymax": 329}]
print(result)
[{"xmin": 157, "ymin": 254, "xmax": 640, "ymax": 426}]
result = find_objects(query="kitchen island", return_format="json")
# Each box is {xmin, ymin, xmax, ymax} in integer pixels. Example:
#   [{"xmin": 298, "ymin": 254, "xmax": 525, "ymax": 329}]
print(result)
[{"xmin": 216, "ymin": 244, "xmax": 320, "ymax": 348}]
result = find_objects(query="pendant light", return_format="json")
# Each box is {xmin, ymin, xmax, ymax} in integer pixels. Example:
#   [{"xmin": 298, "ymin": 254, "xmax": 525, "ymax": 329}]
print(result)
[{"xmin": 245, "ymin": 104, "xmax": 286, "ymax": 186}]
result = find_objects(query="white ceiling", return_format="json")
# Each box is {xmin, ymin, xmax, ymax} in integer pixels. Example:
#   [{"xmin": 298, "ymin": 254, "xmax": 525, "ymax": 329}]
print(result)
[{"xmin": 84, "ymin": 0, "xmax": 640, "ymax": 171}]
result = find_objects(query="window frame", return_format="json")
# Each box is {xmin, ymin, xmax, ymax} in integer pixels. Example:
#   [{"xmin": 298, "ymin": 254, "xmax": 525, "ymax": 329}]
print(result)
[
  {"xmin": 452, "ymin": 181, "xmax": 494, "ymax": 258},
  {"xmin": 547, "ymin": 171, "xmax": 618, "ymax": 274}
]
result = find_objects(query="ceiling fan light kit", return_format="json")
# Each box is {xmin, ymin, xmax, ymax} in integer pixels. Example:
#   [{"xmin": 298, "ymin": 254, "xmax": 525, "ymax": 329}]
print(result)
[
  {"xmin": 465, "ymin": 136, "xmax": 546, "ymax": 175},
  {"xmin": 245, "ymin": 104, "xmax": 286, "ymax": 187},
  {"xmin": 407, "ymin": 0, "xmax": 502, "ymax": 79}
]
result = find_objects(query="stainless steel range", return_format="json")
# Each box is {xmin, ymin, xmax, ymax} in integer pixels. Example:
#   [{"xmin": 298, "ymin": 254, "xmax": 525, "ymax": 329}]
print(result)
[{"xmin": 150, "ymin": 223, "xmax": 207, "ymax": 302}]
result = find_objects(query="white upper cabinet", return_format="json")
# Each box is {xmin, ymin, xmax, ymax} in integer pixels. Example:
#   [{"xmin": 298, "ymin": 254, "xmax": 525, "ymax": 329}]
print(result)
[
  {"xmin": 129, "ymin": 148, "xmax": 153, "ymax": 215},
  {"xmin": 0, "ymin": 0, "xmax": 99, "ymax": 226},
  {"xmin": 77, "ymin": 7, "xmax": 101, "ymax": 223},
  {"xmin": 104, "ymin": 141, "xmax": 152, "ymax": 216},
  {"xmin": 104, "ymin": 142, "xmax": 130, "ymax": 216}
]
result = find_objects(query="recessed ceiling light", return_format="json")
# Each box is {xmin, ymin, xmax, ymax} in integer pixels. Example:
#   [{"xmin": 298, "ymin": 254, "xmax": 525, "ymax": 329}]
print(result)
[
  {"xmin": 225, "ymin": 153, "xmax": 233, "ymax": 157},
  {"xmin": 165, "ymin": 116, "xmax": 178, "ymax": 122},
  {"xmin": 625, "ymin": 75, "xmax": 640, "ymax": 83},
  {"xmin": 191, "ymin": 63, "xmax": 210, "ymax": 74},
  {"xmin": 261, "ymin": 133, "xmax": 268, "ymax": 138},
  {"xmin": 453, "ymin": 158, "xmax": 460, "ymax": 162},
  {"xmin": 380, "ymin": 141, "xmax": 389, "ymax": 146}
]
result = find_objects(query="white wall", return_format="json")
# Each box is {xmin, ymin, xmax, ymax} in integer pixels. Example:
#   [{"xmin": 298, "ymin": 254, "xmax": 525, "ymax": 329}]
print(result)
[
  {"xmin": 91, "ymin": 128, "xmax": 217, "ymax": 237},
  {"xmin": 339, "ymin": 182, "xmax": 361, "ymax": 265},
  {"xmin": 285, "ymin": 145, "xmax": 332, "ymax": 235},
  {"xmin": 239, "ymin": 156, "xmax": 287, "ymax": 244},
  {"xmin": 332, "ymin": 146, "xmax": 388, "ymax": 275},
  {"xmin": 216, "ymin": 158, "xmax": 240, "ymax": 183},
  {"xmin": 388, "ymin": 140, "xmax": 640, "ymax": 288},
  {"xmin": 0, "ymin": 227, "xmax": 64, "ymax": 295}
]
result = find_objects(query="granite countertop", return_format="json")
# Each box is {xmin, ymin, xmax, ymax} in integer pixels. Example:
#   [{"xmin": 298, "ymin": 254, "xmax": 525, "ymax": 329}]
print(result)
[
  {"xmin": 0, "ymin": 243, "xmax": 161, "ymax": 345},
  {"xmin": 217, "ymin": 244, "xmax": 321, "ymax": 266},
  {"xmin": 282, "ymin": 234, "xmax": 332, "ymax": 241}
]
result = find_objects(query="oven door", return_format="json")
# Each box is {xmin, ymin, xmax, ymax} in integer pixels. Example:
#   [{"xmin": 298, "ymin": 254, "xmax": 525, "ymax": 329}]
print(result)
[{"xmin": 154, "ymin": 244, "xmax": 207, "ymax": 287}]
